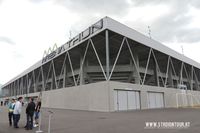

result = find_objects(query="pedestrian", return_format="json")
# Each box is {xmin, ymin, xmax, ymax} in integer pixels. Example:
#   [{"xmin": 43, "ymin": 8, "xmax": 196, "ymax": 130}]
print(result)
[
  {"xmin": 8, "ymin": 99, "xmax": 15, "ymax": 126},
  {"xmin": 34, "ymin": 98, "xmax": 41, "ymax": 127},
  {"xmin": 13, "ymin": 97, "xmax": 23, "ymax": 128},
  {"xmin": 25, "ymin": 97, "xmax": 35, "ymax": 130}
]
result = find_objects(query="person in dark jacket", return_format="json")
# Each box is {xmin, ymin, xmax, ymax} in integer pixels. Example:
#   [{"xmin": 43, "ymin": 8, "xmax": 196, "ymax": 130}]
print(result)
[{"xmin": 25, "ymin": 97, "xmax": 35, "ymax": 130}]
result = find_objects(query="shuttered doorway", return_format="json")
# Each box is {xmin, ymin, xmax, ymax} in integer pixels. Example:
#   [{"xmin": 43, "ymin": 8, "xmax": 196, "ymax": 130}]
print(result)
[
  {"xmin": 114, "ymin": 90, "xmax": 140, "ymax": 111},
  {"xmin": 148, "ymin": 92, "xmax": 164, "ymax": 109}
]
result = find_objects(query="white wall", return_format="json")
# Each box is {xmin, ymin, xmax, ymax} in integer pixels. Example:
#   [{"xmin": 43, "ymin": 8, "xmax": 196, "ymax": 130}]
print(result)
[
  {"xmin": 108, "ymin": 81, "xmax": 200, "ymax": 111},
  {"xmin": 2, "ymin": 81, "xmax": 200, "ymax": 112},
  {"xmin": 42, "ymin": 81, "xmax": 110, "ymax": 112}
]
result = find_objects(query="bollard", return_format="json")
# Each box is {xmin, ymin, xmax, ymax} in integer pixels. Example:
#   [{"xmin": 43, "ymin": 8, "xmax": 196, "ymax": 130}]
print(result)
[
  {"xmin": 35, "ymin": 110, "xmax": 43, "ymax": 133},
  {"xmin": 48, "ymin": 110, "xmax": 54, "ymax": 133}
]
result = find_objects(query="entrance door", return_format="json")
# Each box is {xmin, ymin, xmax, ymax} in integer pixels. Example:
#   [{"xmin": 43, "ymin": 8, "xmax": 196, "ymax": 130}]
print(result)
[
  {"xmin": 148, "ymin": 92, "xmax": 164, "ymax": 109},
  {"xmin": 118, "ymin": 91, "xmax": 128, "ymax": 111},
  {"xmin": 114, "ymin": 90, "xmax": 140, "ymax": 111}
]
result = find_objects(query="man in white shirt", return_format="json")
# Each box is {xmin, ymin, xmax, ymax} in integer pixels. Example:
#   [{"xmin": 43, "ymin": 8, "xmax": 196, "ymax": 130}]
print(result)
[{"xmin": 13, "ymin": 97, "xmax": 23, "ymax": 128}]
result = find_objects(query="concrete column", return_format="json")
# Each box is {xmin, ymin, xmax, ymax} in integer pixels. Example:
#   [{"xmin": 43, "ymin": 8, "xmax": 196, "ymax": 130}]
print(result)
[
  {"xmin": 11, "ymin": 84, "xmax": 12, "ymax": 96},
  {"xmin": 179, "ymin": 62, "xmax": 183, "ymax": 85},
  {"xmin": 80, "ymin": 51, "xmax": 85, "ymax": 85},
  {"xmin": 16, "ymin": 80, "xmax": 18, "ymax": 95},
  {"xmin": 16, "ymin": 81, "xmax": 18, "ymax": 95},
  {"xmin": 133, "ymin": 49, "xmax": 140, "ymax": 84},
  {"xmin": 8, "ymin": 85, "xmax": 10, "ymax": 96},
  {"xmin": 33, "ymin": 71, "xmax": 36, "ymax": 93},
  {"xmin": 194, "ymin": 76, "xmax": 199, "ymax": 90},
  {"xmin": 105, "ymin": 30, "xmax": 110, "ymax": 80},
  {"xmin": 140, "ymin": 87, "xmax": 148, "ymax": 109},
  {"xmin": 153, "ymin": 59, "xmax": 159, "ymax": 86},
  {"xmin": 190, "ymin": 66, "xmax": 193, "ymax": 90},
  {"xmin": 14, "ymin": 82, "xmax": 15, "ymax": 96},
  {"xmin": 9, "ymin": 84, "xmax": 11, "ymax": 96},
  {"xmin": 8, "ymin": 85, "xmax": 9, "ymax": 96},
  {"xmin": 11, "ymin": 83, "xmax": 13, "ymax": 96},
  {"xmin": 12, "ymin": 83, "xmax": 14, "ymax": 96},
  {"xmin": 13, "ymin": 81, "xmax": 15, "ymax": 96},
  {"xmin": 10, "ymin": 84, "xmax": 12, "ymax": 96},
  {"xmin": 12, "ymin": 83, "xmax": 13, "ymax": 96},
  {"xmin": 13, "ymin": 82, "xmax": 14, "ymax": 96},
  {"xmin": 41, "ymin": 66, "xmax": 45, "ymax": 91},
  {"xmin": 168, "ymin": 64, "xmax": 173, "ymax": 87},
  {"xmin": 19, "ymin": 79, "xmax": 21, "ymax": 95},
  {"xmin": 27, "ymin": 74, "xmax": 30, "ymax": 94},
  {"xmin": 51, "ymin": 74, "xmax": 54, "ymax": 90},
  {"xmin": 15, "ymin": 80, "xmax": 17, "ymax": 96},
  {"xmin": 22, "ymin": 78, "xmax": 24, "ymax": 94},
  {"xmin": 128, "ymin": 59, "xmax": 134, "ymax": 82},
  {"xmin": 14, "ymin": 81, "xmax": 16, "ymax": 96},
  {"xmin": 20, "ymin": 78, "xmax": 22, "ymax": 95},
  {"xmin": 19, "ymin": 78, "xmax": 22, "ymax": 95},
  {"xmin": 17, "ymin": 80, "xmax": 19, "ymax": 95},
  {"xmin": 22, "ymin": 77, "xmax": 25, "ymax": 95},
  {"xmin": 85, "ymin": 60, "xmax": 93, "ymax": 83},
  {"xmin": 63, "ymin": 64, "xmax": 66, "ymax": 88},
  {"xmin": 15, "ymin": 81, "xmax": 17, "ymax": 96},
  {"xmin": 194, "ymin": 69, "xmax": 199, "ymax": 90},
  {"xmin": 52, "ymin": 61, "xmax": 58, "ymax": 90}
]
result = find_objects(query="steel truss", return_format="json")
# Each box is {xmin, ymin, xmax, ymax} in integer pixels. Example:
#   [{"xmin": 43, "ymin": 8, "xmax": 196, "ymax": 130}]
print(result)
[{"xmin": 2, "ymin": 30, "xmax": 200, "ymax": 97}]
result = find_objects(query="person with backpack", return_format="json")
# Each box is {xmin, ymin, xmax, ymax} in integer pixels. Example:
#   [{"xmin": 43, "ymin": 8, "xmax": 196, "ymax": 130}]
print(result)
[{"xmin": 25, "ymin": 97, "xmax": 35, "ymax": 130}]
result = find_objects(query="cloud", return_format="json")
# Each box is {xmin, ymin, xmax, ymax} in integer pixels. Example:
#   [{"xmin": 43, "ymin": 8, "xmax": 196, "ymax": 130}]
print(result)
[
  {"xmin": 133, "ymin": 0, "xmax": 200, "ymax": 8},
  {"xmin": 29, "ymin": 0, "xmax": 49, "ymax": 4},
  {"xmin": 12, "ymin": 51, "xmax": 23, "ymax": 59},
  {"xmin": 151, "ymin": 0, "xmax": 200, "ymax": 43},
  {"xmin": 54, "ymin": 0, "xmax": 130, "ymax": 16},
  {"xmin": 123, "ymin": 0, "xmax": 200, "ymax": 44},
  {"xmin": 0, "ymin": 36, "xmax": 15, "ymax": 45},
  {"xmin": 51, "ymin": 0, "xmax": 200, "ymax": 44},
  {"xmin": 28, "ymin": 0, "xmax": 200, "ymax": 45},
  {"xmin": 177, "ymin": 28, "xmax": 200, "ymax": 43}
]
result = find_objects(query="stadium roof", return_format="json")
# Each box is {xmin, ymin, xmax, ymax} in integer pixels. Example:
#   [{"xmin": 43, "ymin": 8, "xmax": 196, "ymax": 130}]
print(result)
[{"xmin": 2, "ymin": 16, "xmax": 200, "ymax": 87}]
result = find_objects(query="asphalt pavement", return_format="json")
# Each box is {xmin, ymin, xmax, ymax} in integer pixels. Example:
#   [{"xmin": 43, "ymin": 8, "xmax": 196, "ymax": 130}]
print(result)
[{"xmin": 0, "ymin": 106, "xmax": 200, "ymax": 133}]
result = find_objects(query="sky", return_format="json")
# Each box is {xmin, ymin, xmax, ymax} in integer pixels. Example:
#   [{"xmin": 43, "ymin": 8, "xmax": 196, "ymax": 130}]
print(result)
[{"xmin": 0, "ymin": 0, "xmax": 200, "ymax": 84}]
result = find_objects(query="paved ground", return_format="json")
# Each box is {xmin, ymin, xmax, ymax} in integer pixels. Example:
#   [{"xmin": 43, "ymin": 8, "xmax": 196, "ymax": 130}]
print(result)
[{"xmin": 0, "ymin": 106, "xmax": 200, "ymax": 133}]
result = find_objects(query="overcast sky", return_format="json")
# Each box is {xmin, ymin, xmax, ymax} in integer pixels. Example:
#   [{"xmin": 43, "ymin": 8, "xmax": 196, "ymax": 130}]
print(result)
[{"xmin": 0, "ymin": 0, "xmax": 200, "ymax": 84}]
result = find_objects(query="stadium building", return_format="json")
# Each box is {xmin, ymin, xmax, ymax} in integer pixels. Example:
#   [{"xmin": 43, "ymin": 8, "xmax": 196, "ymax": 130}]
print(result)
[{"xmin": 1, "ymin": 17, "xmax": 200, "ymax": 112}]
